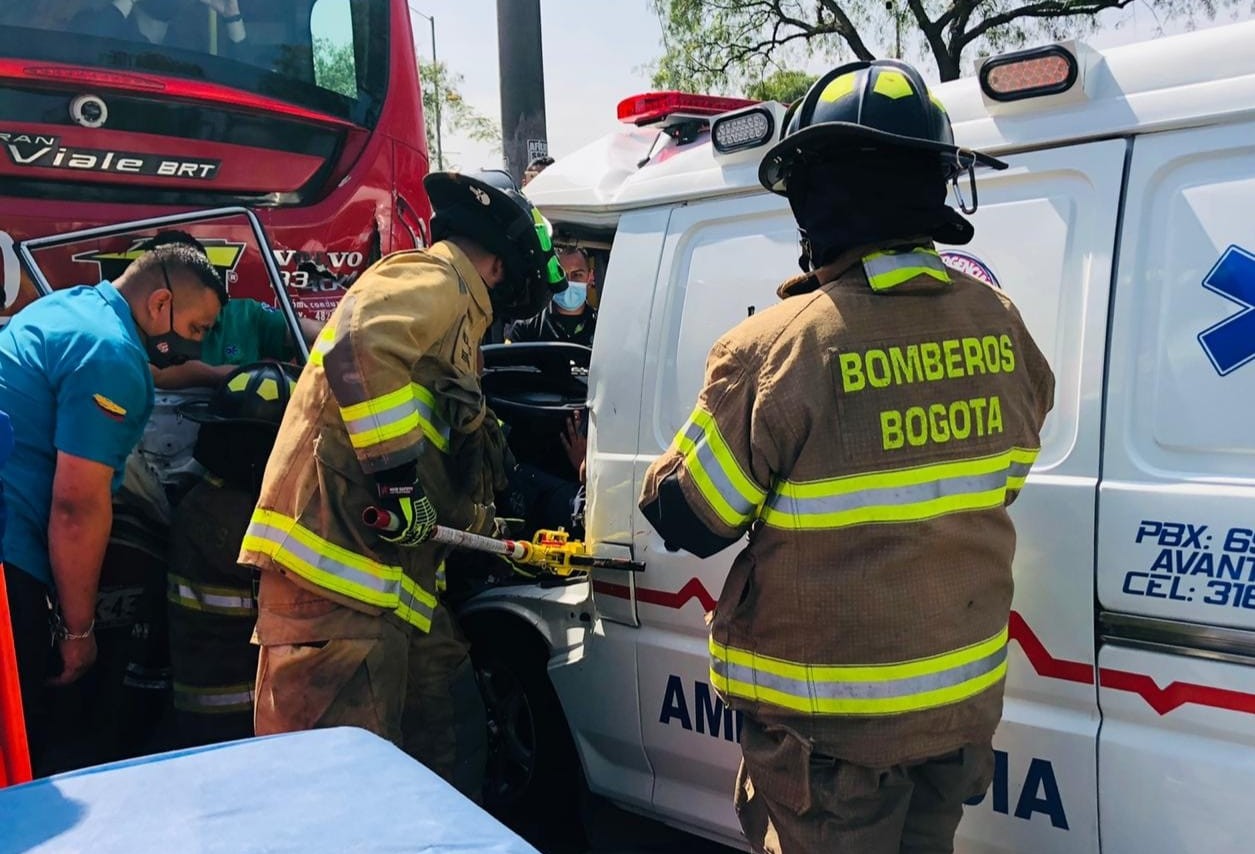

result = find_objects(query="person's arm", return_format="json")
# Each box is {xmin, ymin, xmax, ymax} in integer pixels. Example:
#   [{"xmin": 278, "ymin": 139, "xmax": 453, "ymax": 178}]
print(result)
[
  {"xmin": 198, "ymin": 0, "xmax": 245, "ymax": 43},
  {"xmin": 46, "ymin": 452, "xmax": 114, "ymax": 685},
  {"xmin": 50, "ymin": 343, "xmax": 153, "ymax": 683},
  {"xmin": 639, "ymin": 340, "xmax": 784, "ymax": 558},
  {"xmin": 298, "ymin": 316, "xmax": 323, "ymax": 347},
  {"xmin": 317, "ymin": 257, "xmax": 467, "ymax": 474},
  {"xmin": 151, "ymin": 361, "xmax": 234, "ymax": 390}
]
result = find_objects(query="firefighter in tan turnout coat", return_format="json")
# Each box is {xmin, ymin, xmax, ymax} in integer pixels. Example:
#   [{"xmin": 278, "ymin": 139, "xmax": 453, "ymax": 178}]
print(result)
[
  {"xmin": 239, "ymin": 171, "xmax": 568, "ymax": 798},
  {"xmin": 640, "ymin": 61, "xmax": 1056, "ymax": 853}
]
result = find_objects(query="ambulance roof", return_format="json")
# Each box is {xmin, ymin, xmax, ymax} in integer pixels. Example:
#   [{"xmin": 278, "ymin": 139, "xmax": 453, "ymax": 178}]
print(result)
[{"xmin": 528, "ymin": 20, "xmax": 1255, "ymax": 217}]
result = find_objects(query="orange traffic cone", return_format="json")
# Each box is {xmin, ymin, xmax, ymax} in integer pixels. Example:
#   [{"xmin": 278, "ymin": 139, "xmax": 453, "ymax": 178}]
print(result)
[{"xmin": 0, "ymin": 564, "xmax": 32, "ymax": 786}]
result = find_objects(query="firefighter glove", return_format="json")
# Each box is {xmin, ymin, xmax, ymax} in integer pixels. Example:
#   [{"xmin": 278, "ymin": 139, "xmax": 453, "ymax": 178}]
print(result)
[{"xmin": 375, "ymin": 463, "xmax": 438, "ymax": 546}]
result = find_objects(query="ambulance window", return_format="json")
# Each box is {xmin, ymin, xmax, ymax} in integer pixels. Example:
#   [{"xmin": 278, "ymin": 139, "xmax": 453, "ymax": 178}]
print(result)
[
  {"xmin": 954, "ymin": 140, "xmax": 1127, "ymax": 469},
  {"xmin": 655, "ymin": 201, "xmax": 797, "ymax": 440},
  {"xmin": 1113, "ymin": 129, "xmax": 1255, "ymax": 479}
]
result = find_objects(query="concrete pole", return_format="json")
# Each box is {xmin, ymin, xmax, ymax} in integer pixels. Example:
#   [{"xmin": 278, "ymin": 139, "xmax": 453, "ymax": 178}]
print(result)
[{"xmin": 496, "ymin": 0, "xmax": 548, "ymax": 184}]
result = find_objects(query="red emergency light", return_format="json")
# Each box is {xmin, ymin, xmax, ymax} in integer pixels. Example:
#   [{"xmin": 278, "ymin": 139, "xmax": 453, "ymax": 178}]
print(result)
[{"xmin": 617, "ymin": 91, "xmax": 759, "ymax": 126}]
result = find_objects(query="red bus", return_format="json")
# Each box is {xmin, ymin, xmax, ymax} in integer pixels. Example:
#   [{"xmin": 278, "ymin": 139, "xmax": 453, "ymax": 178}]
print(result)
[{"xmin": 0, "ymin": 0, "xmax": 431, "ymax": 322}]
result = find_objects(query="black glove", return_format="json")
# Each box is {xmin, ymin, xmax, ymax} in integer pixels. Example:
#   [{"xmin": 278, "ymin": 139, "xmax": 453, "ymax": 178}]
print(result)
[{"xmin": 375, "ymin": 463, "xmax": 438, "ymax": 547}]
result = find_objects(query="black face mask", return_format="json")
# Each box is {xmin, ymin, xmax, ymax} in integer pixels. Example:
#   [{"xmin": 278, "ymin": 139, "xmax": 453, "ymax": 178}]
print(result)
[{"xmin": 146, "ymin": 264, "xmax": 203, "ymax": 369}]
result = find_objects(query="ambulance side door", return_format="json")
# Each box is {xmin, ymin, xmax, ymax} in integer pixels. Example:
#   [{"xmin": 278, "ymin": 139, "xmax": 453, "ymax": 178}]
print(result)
[
  {"xmin": 631, "ymin": 191, "xmax": 798, "ymax": 845},
  {"xmin": 948, "ymin": 140, "xmax": 1126, "ymax": 854},
  {"xmin": 1097, "ymin": 119, "xmax": 1255, "ymax": 854}
]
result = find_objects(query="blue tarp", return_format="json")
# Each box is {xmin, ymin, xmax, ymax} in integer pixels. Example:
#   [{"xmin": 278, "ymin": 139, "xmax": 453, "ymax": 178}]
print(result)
[{"xmin": 0, "ymin": 727, "xmax": 541, "ymax": 854}]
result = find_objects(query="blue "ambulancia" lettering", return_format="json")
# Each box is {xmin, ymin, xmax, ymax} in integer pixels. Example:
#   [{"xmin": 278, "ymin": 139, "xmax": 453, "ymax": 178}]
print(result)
[{"xmin": 658, "ymin": 675, "xmax": 744, "ymax": 742}]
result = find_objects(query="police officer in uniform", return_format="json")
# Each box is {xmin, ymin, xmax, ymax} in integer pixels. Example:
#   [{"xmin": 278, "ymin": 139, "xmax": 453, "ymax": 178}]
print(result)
[
  {"xmin": 239, "ymin": 172, "xmax": 566, "ymax": 799},
  {"xmin": 640, "ymin": 60, "xmax": 1056, "ymax": 853},
  {"xmin": 166, "ymin": 361, "xmax": 296, "ymax": 746}
]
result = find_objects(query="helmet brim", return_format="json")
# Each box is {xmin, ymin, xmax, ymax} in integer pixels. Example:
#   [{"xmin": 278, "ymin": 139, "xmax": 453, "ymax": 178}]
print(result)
[
  {"xmin": 176, "ymin": 399, "xmax": 281, "ymax": 428},
  {"xmin": 759, "ymin": 122, "xmax": 1009, "ymax": 195}
]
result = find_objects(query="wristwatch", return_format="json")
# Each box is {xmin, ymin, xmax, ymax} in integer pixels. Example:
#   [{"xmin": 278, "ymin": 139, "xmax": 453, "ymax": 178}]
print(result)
[{"xmin": 222, "ymin": 12, "xmax": 244, "ymax": 23}]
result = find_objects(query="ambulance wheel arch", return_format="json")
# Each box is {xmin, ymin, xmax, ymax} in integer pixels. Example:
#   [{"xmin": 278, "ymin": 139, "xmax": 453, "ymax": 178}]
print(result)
[{"xmin": 461, "ymin": 610, "xmax": 585, "ymax": 837}]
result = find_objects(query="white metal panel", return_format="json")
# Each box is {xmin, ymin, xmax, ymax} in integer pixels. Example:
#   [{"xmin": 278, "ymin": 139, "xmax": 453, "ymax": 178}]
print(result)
[
  {"xmin": 948, "ymin": 140, "xmax": 1123, "ymax": 854},
  {"xmin": 631, "ymin": 192, "xmax": 797, "ymax": 842},
  {"xmin": 1098, "ymin": 646, "xmax": 1255, "ymax": 853},
  {"xmin": 1098, "ymin": 120, "xmax": 1255, "ymax": 629},
  {"xmin": 583, "ymin": 206, "xmax": 672, "ymax": 627}
]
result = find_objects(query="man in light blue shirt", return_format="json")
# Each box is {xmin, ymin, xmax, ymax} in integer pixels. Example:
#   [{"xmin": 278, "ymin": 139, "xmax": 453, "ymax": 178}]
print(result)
[{"xmin": 0, "ymin": 244, "xmax": 225, "ymax": 774}]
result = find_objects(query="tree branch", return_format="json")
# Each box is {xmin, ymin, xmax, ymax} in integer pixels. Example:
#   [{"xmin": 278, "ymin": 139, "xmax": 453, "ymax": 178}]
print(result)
[
  {"xmin": 961, "ymin": 0, "xmax": 1135, "ymax": 46},
  {"xmin": 817, "ymin": 0, "xmax": 877, "ymax": 60}
]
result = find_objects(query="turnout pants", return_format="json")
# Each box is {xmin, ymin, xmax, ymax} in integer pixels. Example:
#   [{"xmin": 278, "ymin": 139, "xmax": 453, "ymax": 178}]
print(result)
[
  {"xmin": 253, "ymin": 571, "xmax": 487, "ymax": 800},
  {"xmin": 734, "ymin": 716, "xmax": 994, "ymax": 854}
]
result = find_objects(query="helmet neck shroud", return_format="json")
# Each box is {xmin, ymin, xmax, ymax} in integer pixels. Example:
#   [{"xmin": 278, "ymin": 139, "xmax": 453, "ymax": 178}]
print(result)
[{"xmin": 786, "ymin": 149, "xmax": 974, "ymax": 272}]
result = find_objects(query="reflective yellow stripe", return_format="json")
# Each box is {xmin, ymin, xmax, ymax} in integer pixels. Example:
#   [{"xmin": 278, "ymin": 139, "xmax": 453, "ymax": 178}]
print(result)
[
  {"xmin": 310, "ymin": 322, "xmax": 451, "ymax": 454},
  {"xmin": 674, "ymin": 407, "xmax": 766, "ymax": 528},
  {"xmin": 244, "ymin": 509, "xmax": 404, "ymax": 608},
  {"xmin": 244, "ymin": 509, "xmax": 436, "ymax": 633},
  {"xmin": 395, "ymin": 573, "xmax": 436, "ymax": 632},
  {"xmin": 166, "ymin": 573, "xmax": 256, "ymax": 617},
  {"xmin": 760, "ymin": 447, "xmax": 1038, "ymax": 530},
  {"xmin": 863, "ymin": 248, "xmax": 951, "ymax": 292},
  {"xmin": 309, "ymin": 324, "xmax": 336, "ymax": 367},
  {"xmin": 335, "ymin": 383, "xmax": 450, "ymax": 454},
  {"xmin": 709, "ymin": 627, "xmax": 1008, "ymax": 715},
  {"xmin": 174, "ymin": 682, "xmax": 255, "ymax": 715},
  {"xmin": 410, "ymin": 383, "xmax": 452, "ymax": 453}
]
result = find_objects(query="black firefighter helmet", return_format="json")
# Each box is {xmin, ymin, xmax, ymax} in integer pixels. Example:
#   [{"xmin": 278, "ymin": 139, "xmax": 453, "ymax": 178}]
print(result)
[
  {"xmin": 759, "ymin": 60, "xmax": 1008, "ymax": 195},
  {"xmin": 178, "ymin": 361, "xmax": 299, "ymax": 488},
  {"xmin": 423, "ymin": 171, "xmax": 567, "ymax": 321}
]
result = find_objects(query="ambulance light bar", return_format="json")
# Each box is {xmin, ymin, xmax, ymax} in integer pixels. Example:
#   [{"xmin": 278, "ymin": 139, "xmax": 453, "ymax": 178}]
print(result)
[
  {"xmin": 617, "ymin": 91, "xmax": 758, "ymax": 126},
  {"xmin": 979, "ymin": 45, "xmax": 1078, "ymax": 102},
  {"xmin": 711, "ymin": 106, "xmax": 775, "ymax": 153}
]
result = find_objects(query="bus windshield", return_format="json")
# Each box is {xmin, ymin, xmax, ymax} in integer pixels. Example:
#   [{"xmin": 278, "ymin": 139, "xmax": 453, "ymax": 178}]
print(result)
[{"xmin": 0, "ymin": 0, "xmax": 388, "ymax": 127}]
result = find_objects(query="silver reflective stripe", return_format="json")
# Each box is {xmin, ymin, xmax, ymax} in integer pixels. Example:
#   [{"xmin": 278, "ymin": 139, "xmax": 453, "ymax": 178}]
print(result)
[
  {"xmin": 681, "ymin": 420, "xmax": 758, "ymax": 522},
  {"xmin": 863, "ymin": 249, "xmax": 951, "ymax": 291},
  {"xmin": 245, "ymin": 521, "xmax": 400, "ymax": 600},
  {"xmin": 1007, "ymin": 460, "xmax": 1033, "ymax": 480},
  {"xmin": 413, "ymin": 391, "xmax": 452, "ymax": 448},
  {"xmin": 168, "ymin": 576, "xmax": 255, "ymax": 616},
  {"xmin": 174, "ymin": 683, "xmax": 255, "ymax": 713},
  {"xmin": 343, "ymin": 396, "xmax": 419, "ymax": 441},
  {"xmin": 397, "ymin": 580, "xmax": 435, "ymax": 629},
  {"xmin": 765, "ymin": 468, "xmax": 1010, "ymax": 517},
  {"xmin": 711, "ymin": 645, "xmax": 1007, "ymax": 702}
]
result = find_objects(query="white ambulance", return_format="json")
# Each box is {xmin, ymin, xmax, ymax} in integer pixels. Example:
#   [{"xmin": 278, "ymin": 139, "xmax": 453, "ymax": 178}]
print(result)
[{"xmin": 462, "ymin": 20, "xmax": 1255, "ymax": 853}]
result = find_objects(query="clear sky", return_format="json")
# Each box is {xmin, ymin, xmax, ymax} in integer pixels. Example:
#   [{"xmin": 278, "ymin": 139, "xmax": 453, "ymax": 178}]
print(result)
[{"xmin": 409, "ymin": 0, "xmax": 1253, "ymax": 172}]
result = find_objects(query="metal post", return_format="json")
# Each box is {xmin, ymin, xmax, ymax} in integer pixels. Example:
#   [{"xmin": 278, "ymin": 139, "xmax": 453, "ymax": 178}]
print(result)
[
  {"xmin": 429, "ymin": 15, "xmax": 443, "ymax": 170},
  {"xmin": 411, "ymin": 8, "xmax": 443, "ymax": 170},
  {"xmin": 497, "ymin": 0, "xmax": 547, "ymax": 183}
]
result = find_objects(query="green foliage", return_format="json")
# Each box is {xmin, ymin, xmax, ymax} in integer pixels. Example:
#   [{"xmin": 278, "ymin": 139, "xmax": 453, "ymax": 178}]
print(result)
[
  {"xmin": 419, "ymin": 58, "xmax": 501, "ymax": 168},
  {"xmin": 651, "ymin": 0, "xmax": 1244, "ymax": 87},
  {"xmin": 311, "ymin": 39, "xmax": 500, "ymax": 169},
  {"xmin": 745, "ymin": 69, "xmax": 818, "ymax": 103},
  {"xmin": 312, "ymin": 37, "xmax": 357, "ymax": 98}
]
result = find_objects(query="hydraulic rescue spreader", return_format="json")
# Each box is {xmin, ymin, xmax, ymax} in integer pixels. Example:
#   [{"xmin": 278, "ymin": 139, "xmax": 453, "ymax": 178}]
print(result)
[{"xmin": 361, "ymin": 506, "xmax": 644, "ymax": 577}]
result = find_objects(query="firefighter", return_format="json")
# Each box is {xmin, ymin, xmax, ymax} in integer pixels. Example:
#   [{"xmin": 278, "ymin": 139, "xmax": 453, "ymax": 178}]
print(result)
[
  {"xmin": 239, "ymin": 171, "xmax": 567, "ymax": 799},
  {"xmin": 639, "ymin": 60, "xmax": 1056, "ymax": 854},
  {"xmin": 166, "ymin": 361, "xmax": 296, "ymax": 747}
]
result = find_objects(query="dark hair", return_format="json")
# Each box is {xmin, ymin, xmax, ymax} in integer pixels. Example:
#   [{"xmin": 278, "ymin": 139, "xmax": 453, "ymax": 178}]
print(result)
[
  {"xmin": 140, "ymin": 229, "xmax": 207, "ymax": 255},
  {"xmin": 526, "ymin": 156, "xmax": 554, "ymax": 171},
  {"xmin": 130, "ymin": 244, "xmax": 228, "ymax": 306}
]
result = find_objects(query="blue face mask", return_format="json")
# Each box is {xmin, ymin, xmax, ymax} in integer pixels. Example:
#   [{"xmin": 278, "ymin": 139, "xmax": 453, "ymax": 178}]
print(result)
[{"xmin": 552, "ymin": 282, "xmax": 587, "ymax": 312}]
